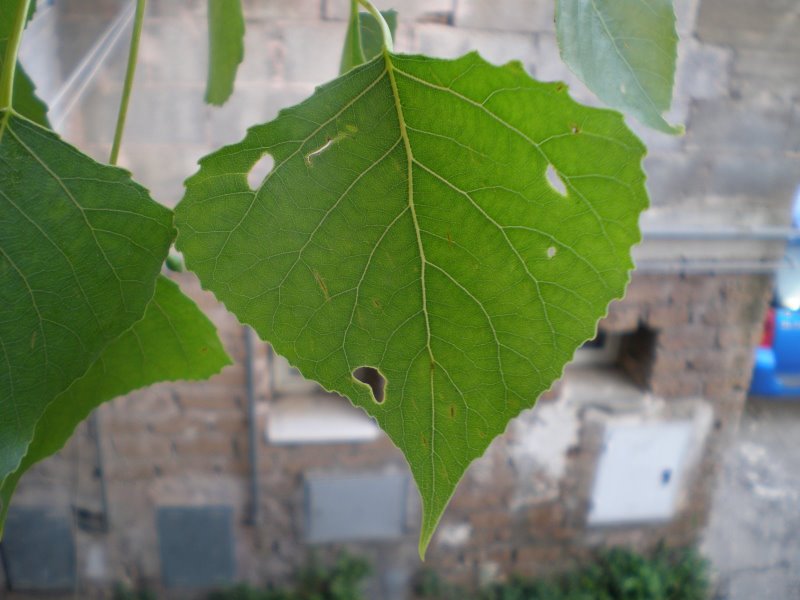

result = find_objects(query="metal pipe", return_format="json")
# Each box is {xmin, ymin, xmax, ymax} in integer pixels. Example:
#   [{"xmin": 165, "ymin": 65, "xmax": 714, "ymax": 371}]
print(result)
[
  {"xmin": 88, "ymin": 411, "xmax": 110, "ymax": 532},
  {"xmin": 243, "ymin": 327, "xmax": 259, "ymax": 526}
]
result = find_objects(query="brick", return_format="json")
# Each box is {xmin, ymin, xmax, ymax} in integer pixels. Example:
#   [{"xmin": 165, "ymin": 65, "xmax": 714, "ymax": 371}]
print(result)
[
  {"xmin": 111, "ymin": 434, "xmax": 172, "ymax": 458},
  {"xmin": 645, "ymin": 303, "xmax": 690, "ymax": 328},
  {"xmin": 657, "ymin": 326, "xmax": 718, "ymax": 352},
  {"xmin": 178, "ymin": 389, "xmax": 244, "ymax": 411},
  {"xmin": 685, "ymin": 349, "xmax": 729, "ymax": 372},
  {"xmin": 455, "ymin": 0, "xmax": 553, "ymax": 33},
  {"xmin": 650, "ymin": 373, "xmax": 702, "ymax": 398},
  {"xmin": 650, "ymin": 352, "xmax": 688, "ymax": 375},
  {"xmin": 623, "ymin": 277, "xmax": 675, "ymax": 305},
  {"xmin": 173, "ymin": 435, "xmax": 234, "ymax": 457},
  {"xmin": 524, "ymin": 503, "xmax": 564, "ymax": 530},
  {"xmin": 717, "ymin": 326, "xmax": 753, "ymax": 349},
  {"xmin": 110, "ymin": 462, "xmax": 158, "ymax": 481},
  {"xmin": 150, "ymin": 415, "xmax": 204, "ymax": 435},
  {"xmin": 514, "ymin": 546, "xmax": 564, "ymax": 569},
  {"xmin": 211, "ymin": 413, "xmax": 249, "ymax": 435}
]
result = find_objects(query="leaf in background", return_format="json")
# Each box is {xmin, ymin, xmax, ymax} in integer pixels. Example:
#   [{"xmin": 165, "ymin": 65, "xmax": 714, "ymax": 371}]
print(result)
[
  {"xmin": 0, "ymin": 112, "xmax": 174, "ymax": 485},
  {"xmin": 340, "ymin": 6, "xmax": 398, "ymax": 74},
  {"xmin": 176, "ymin": 52, "xmax": 648, "ymax": 555},
  {"xmin": 205, "ymin": 0, "xmax": 245, "ymax": 106},
  {"xmin": 556, "ymin": 0, "xmax": 681, "ymax": 134},
  {"xmin": 0, "ymin": 276, "xmax": 231, "ymax": 529},
  {"xmin": 0, "ymin": 0, "xmax": 49, "ymax": 127}
]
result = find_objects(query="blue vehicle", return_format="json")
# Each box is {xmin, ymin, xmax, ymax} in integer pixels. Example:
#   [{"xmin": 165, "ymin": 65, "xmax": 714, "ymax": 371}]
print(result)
[{"xmin": 750, "ymin": 237, "xmax": 800, "ymax": 397}]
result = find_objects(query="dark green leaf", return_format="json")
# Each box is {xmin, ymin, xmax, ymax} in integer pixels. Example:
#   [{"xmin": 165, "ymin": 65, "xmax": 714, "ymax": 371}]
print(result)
[
  {"xmin": 176, "ymin": 52, "xmax": 647, "ymax": 555},
  {"xmin": 205, "ymin": 0, "xmax": 245, "ymax": 106},
  {"xmin": 556, "ymin": 0, "xmax": 681, "ymax": 134},
  {"xmin": 0, "ymin": 112, "xmax": 174, "ymax": 485},
  {"xmin": 340, "ymin": 6, "xmax": 397, "ymax": 74},
  {"xmin": 0, "ymin": 0, "xmax": 49, "ymax": 127},
  {"xmin": 0, "ymin": 276, "xmax": 232, "ymax": 528}
]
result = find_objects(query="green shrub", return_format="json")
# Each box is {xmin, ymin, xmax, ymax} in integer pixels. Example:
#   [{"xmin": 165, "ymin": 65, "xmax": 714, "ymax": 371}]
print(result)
[
  {"xmin": 208, "ymin": 553, "xmax": 371, "ymax": 600},
  {"xmin": 112, "ymin": 582, "xmax": 158, "ymax": 600},
  {"xmin": 416, "ymin": 546, "xmax": 710, "ymax": 600}
]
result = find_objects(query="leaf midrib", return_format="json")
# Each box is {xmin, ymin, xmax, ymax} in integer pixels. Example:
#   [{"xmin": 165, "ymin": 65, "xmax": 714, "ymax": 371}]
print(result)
[{"xmin": 383, "ymin": 50, "xmax": 439, "ymax": 507}]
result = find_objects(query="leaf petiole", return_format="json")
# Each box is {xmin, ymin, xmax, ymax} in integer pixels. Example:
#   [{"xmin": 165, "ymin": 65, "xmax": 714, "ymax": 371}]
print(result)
[
  {"xmin": 109, "ymin": 0, "xmax": 147, "ymax": 165},
  {"xmin": 356, "ymin": 0, "xmax": 393, "ymax": 52},
  {"xmin": 0, "ymin": 0, "xmax": 31, "ymax": 111}
]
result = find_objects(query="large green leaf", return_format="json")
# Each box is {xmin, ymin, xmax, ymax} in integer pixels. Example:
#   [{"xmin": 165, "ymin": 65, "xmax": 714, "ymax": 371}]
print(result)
[
  {"xmin": 176, "ymin": 52, "xmax": 647, "ymax": 555},
  {"xmin": 0, "ymin": 276, "xmax": 231, "ymax": 530},
  {"xmin": 0, "ymin": 111, "xmax": 174, "ymax": 484},
  {"xmin": 556, "ymin": 0, "xmax": 681, "ymax": 134},
  {"xmin": 340, "ymin": 6, "xmax": 398, "ymax": 74},
  {"xmin": 0, "ymin": 0, "xmax": 49, "ymax": 127},
  {"xmin": 205, "ymin": 0, "xmax": 245, "ymax": 106}
]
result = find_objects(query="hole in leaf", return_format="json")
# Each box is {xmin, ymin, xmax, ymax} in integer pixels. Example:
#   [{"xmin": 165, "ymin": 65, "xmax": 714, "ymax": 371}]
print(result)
[
  {"xmin": 547, "ymin": 246, "xmax": 557, "ymax": 259},
  {"xmin": 353, "ymin": 366, "xmax": 386, "ymax": 403},
  {"xmin": 620, "ymin": 83, "xmax": 627, "ymax": 95},
  {"xmin": 545, "ymin": 164, "xmax": 567, "ymax": 196},
  {"xmin": 248, "ymin": 153, "xmax": 275, "ymax": 190}
]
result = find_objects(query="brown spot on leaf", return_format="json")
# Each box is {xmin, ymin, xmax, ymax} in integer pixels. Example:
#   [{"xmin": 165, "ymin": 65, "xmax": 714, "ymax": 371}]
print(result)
[{"xmin": 313, "ymin": 269, "xmax": 329, "ymax": 301}]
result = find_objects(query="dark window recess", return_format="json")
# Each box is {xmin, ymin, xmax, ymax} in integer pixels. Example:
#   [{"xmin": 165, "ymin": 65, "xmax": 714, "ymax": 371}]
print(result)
[
  {"xmin": 156, "ymin": 506, "xmax": 235, "ymax": 588},
  {"xmin": 617, "ymin": 325, "xmax": 657, "ymax": 388},
  {"xmin": 0, "ymin": 507, "xmax": 76, "ymax": 591},
  {"xmin": 581, "ymin": 331, "xmax": 607, "ymax": 350}
]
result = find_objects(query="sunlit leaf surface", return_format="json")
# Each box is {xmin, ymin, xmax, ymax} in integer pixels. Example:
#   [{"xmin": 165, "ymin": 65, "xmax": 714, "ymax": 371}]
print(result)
[{"xmin": 176, "ymin": 52, "xmax": 648, "ymax": 555}]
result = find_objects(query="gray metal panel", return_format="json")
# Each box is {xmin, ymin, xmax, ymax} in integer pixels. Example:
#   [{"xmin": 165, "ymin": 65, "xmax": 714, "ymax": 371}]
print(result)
[
  {"xmin": 156, "ymin": 506, "xmax": 235, "ymax": 588},
  {"xmin": 305, "ymin": 472, "xmax": 408, "ymax": 542},
  {"xmin": 0, "ymin": 507, "xmax": 76, "ymax": 591}
]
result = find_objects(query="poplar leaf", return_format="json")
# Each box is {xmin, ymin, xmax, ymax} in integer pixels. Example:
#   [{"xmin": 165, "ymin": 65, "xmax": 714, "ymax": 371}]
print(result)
[
  {"xmin": 176, "ymin": 52, "xmax": 648, "ymax": 556},
  {"xmin": 556, "ymin": 0, "xmax": 682, "ymax": 134},
  {"xmin": 0, "ymin": 276, "xmax": 231, "ymax": 529},
  {"xmin": 0, "ymin": 112, "xmax": 174, "ymax": 486},
  {"xmin": 205, "ymin": 0, "xmax": 245, "ymax": 106}
]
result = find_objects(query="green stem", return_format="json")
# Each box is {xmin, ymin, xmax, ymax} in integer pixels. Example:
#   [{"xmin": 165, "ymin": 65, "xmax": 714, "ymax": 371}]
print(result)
[
  {"xmin": 356, "ymin": 0, "xmax": 394, "ymax": 52},
  {"xmin": 349, "ymin": 0, "xmax": 365, "ymax": 59},
  {"xmin": 0, "ymin": 0, "xmax": 32, "ymax": 110},
  {"xmin": 109, "ymin": 0, "xmax": 147, "ymax": 165}
]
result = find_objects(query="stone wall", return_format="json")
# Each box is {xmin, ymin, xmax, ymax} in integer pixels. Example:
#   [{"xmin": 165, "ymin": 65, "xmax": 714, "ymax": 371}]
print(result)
[{"xmin": 4, "ymin": 0, "xmax": 798, "ymax": 597}]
